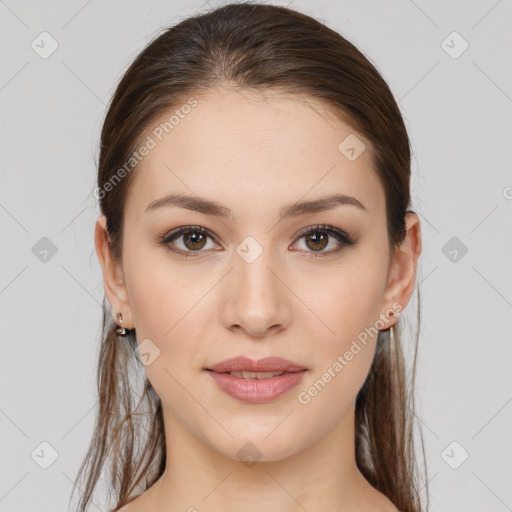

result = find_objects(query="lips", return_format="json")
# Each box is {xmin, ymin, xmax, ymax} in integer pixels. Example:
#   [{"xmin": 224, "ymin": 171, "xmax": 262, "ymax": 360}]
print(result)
[
  {"xmin": 204, "ymin": 356, "xmax": 308, "ymax": 403},
  {"xmin": 206, "ymin": 356, "xmax": 307, "ymax": 373}
]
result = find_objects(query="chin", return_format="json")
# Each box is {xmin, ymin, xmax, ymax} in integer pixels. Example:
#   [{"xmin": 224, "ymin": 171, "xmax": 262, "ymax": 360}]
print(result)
[{"xmin": 203, "ymin": 426, "xmax": 307, "ymax": 465}]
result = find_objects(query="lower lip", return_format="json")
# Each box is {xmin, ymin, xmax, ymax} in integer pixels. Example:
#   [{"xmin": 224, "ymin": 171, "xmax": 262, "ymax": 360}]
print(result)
[{"xmin": 206, "ymin": 370, "xmax": 307, "ymax": 404}]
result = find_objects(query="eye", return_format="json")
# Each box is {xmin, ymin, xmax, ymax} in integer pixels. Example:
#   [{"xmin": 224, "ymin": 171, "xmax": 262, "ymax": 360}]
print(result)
[
  {"xmin": 291, "ymin": 224, "xmax": 356, "ymax": 258},
  {"xmin": 158, "ymin": 226, "xmax": 221, "ymax": 258}
]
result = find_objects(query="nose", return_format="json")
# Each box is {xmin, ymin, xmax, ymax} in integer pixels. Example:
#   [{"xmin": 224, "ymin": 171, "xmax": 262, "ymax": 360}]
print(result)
[{"xmin": 220, "ymin": 241, "xmax": 291, "ymax": 339}]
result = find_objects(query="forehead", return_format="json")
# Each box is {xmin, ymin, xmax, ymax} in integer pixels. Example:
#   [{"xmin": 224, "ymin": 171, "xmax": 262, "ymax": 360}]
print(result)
[{"xmin": 125, "ymin": 88, "xmax": 384, "ymax": 222}]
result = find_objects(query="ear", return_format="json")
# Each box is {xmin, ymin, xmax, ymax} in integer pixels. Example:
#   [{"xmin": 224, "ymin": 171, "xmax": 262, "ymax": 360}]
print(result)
[
  {"xmin": 94, "ymin": 215, "xmax": 135, "ymax": 329},
  {"xmin": 379, "ymin": 212, "xmax": 422, "ymax": 325}
]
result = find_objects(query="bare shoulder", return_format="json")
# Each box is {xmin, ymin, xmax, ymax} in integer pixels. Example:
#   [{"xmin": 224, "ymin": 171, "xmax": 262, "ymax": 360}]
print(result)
[
  {"xmin": 115, "ymin": 495, "xmax": 145, "ymax": 512},
  {"xmin": 378, "ymin": 495, "xmax": 400, "ymax": 512},
  {"xmin": 115, "ymin": 479, "xmax": 160, "ymax": 511},
  {"xmin": 116, "ymin": 504, "xmax": 133, "ymax": 512},
  {"xmin": 364, "ymin": 485, "xmax": 400, "ymax": 512},
  {"xmin": 379, "ymin": 495, "xmax": 400, "ymax": 512}
]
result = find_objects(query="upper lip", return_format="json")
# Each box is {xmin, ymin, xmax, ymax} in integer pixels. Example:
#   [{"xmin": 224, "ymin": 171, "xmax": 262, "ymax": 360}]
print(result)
[{"xmin": 206, "ymin": 356, "xmax": 307, "ymax": 373}]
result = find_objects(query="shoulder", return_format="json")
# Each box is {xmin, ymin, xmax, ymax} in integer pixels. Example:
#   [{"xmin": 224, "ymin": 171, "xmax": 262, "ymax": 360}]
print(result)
[
  {"xmin": 365, "ymin": 486, "xmax": 401, "ymax": 512},
  {"xmin": 380, "ymin": 497, "xmax": 400, "ymax": 512},
  {"xmin": 114, "ymin": 489, "xmax": 152, "ymax": 512},
  {"xmin": 115, "ymin": 499, "xmax": 140, "ymax": 512},
  {"xmin": 380, "ymin": 498, "xmax": 400, "ymax": 512}
]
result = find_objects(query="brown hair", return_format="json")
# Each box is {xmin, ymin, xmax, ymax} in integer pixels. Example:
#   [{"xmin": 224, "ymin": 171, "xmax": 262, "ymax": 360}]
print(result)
[{"xmin": 72, "ymin": 3, "xmax": 428, "ymax": 510}]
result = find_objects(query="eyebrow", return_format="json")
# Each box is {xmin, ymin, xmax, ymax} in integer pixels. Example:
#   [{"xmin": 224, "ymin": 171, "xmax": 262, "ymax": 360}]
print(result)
[{"xmin": 144, "ymin": 192, "xmax": 366, "ymax": 220}]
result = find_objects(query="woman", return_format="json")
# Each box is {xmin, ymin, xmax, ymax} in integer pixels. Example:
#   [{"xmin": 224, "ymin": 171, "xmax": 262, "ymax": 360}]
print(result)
[{"xmin": 72, "ymin": 3, "xmax": 426, "ymax": 511}]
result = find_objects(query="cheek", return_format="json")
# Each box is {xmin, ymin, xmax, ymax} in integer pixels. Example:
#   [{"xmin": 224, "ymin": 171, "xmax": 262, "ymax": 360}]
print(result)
[
  {"xmin": 296, "ymin": 281, "xmax": 383, "ymax": 422},
  {"xmin": 308, "ymin": 254, "xmax": 388, "ymax": 342},
  {"xmin": 302, "ymin": 249, "xmax": 388, "ymax": 389},
  {"xmin": 123, "ymin": 244, "xmax": 198, "ymax": 339},
  {"xmin": 122, "ymin": 245, "xmax": 218, "ymax": 391}
]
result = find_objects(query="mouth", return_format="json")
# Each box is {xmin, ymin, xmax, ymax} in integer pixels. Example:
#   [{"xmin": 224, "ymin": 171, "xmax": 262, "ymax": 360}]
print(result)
[{"xmin": 204, "ymin": 356, "xmax": 308, "ymax": 404}]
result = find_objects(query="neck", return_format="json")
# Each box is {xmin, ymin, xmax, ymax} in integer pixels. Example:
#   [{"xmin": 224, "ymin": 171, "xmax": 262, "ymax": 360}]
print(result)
[{"xmin": 146, "ymin": 404, "xmax": 380, "ymax": 512}]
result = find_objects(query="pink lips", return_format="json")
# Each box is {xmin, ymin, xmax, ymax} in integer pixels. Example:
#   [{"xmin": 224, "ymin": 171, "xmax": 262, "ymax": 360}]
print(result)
[
  {"xmin": 205, "ymin": 356, "xmax": 308, "ymax": 404},
  {"xmin": 207, "ymin": 356, "xmax": 306, "ymax": 373}
]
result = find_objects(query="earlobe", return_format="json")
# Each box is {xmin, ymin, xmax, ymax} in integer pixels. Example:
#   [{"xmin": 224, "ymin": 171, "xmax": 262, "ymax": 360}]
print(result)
[
  {"xmin": 379, "ymin": 212, "xmax": 422, "ymax": 322},
  {"xmin": 94, "ymin": 215, "xmax": 135, "ymax": 329}
]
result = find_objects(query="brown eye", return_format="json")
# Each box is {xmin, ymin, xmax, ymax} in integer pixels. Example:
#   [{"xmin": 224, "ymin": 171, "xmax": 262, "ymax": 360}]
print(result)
[
  {"xmin": 304, "ymin": 231, "xmax": 329, "ymax": 252},
  {"xmin": 182, "ymin": 231, "xmax": 207, "ymax": 250},
  {"xmin": 159, "ymin": 226, "xmax": 220, "ymax": 258},
  {"xmin": 293, "ymin": 224, "xmax": 356, "ymax": 258}
]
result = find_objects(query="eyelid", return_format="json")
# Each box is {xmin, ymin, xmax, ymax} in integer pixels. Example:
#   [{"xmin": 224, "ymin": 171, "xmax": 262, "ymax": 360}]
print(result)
[{"xmin": 293, "ymin": 224, "xmax": 353, "ymax": 244}]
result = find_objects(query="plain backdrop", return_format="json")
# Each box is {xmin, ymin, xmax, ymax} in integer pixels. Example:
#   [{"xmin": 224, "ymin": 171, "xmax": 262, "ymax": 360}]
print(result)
[{"xmin": 1, "ymin": 1, "xmax": 511, "ymax": 511}]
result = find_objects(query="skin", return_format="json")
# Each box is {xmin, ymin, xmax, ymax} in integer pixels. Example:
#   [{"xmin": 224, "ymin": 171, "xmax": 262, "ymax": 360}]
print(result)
[{"xmin": 95, "ymin": 87, "xmax": 421, "ymax": 512}]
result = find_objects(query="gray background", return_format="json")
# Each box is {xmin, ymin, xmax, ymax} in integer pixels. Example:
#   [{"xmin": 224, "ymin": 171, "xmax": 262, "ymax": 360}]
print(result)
[{"xmin": 1, "ymin": 0, "xmax": 511, "ymax": 511}]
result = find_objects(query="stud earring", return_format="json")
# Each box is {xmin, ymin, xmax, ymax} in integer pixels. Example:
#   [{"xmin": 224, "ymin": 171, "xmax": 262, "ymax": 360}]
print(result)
[{"xmin": 116, "ymin": 312, "xmax": 127, "ymax": 336}]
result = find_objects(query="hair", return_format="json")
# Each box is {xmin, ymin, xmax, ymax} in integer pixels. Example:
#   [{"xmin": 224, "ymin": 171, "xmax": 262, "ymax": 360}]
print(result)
[{"xmin": 71, "ymin": 2, "xmax": 428, "ymax": 511}]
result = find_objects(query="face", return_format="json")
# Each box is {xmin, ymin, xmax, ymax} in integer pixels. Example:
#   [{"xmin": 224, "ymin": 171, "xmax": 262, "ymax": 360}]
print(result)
[{"xmin": 97, "ymin": 87, "xmax": 415, "ymax": 463}]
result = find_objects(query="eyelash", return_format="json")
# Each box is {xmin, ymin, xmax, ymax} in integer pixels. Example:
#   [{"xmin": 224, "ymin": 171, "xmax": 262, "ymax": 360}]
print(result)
[{"xmin": 158, "ymin": 224, "xmax": 356, "ymax": 259}]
